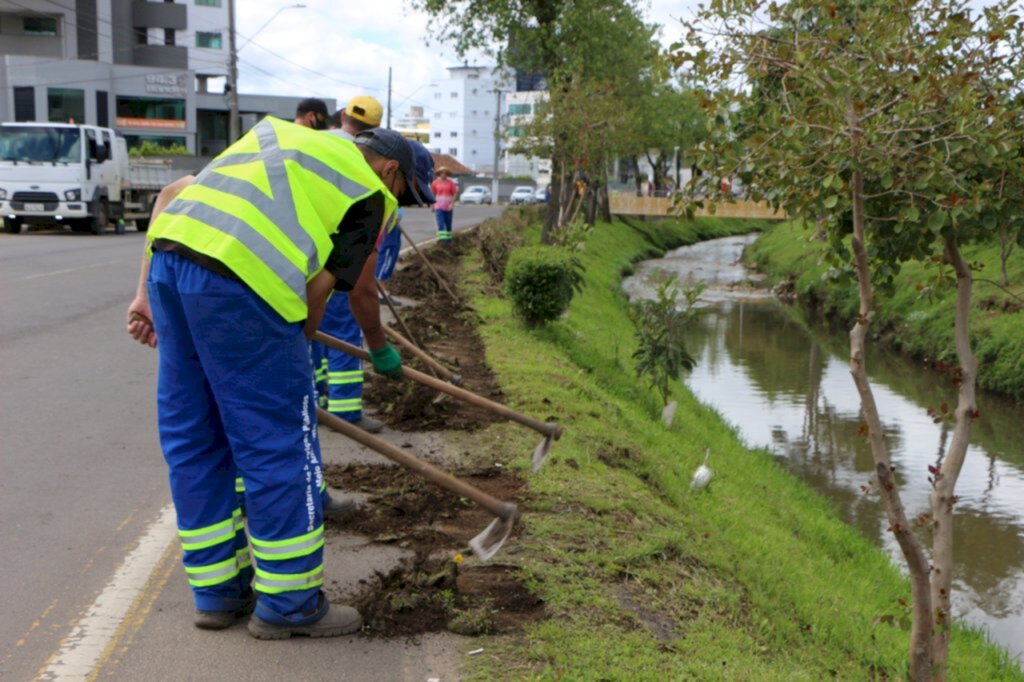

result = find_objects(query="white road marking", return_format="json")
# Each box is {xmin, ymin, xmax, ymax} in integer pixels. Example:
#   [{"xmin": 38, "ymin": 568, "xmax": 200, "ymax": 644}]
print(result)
[{"xmin": 36, "ymin": 505, "xmax": 177, "ymax": 681}]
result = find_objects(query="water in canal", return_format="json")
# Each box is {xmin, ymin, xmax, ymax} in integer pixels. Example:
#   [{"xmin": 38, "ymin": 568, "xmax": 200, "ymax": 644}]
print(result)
[{"xmin": 623, "ymin": 234, "xmax": 1024, "ymax": 663}]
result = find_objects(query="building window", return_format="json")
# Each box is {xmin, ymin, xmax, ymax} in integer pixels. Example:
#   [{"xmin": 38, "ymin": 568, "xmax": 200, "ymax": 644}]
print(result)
[
  {"xmin": 48, "ymin": 88, "xmax": 85, "ymax": 123},
  {"xmin": 509, "ymin": 103, "xmax": 531, "ymax": 115},
  {"xmin": 14, "ymin": 87, "xmax": 36, "ymax": 122},
  {"xmin": 24, "ymin": 16, "xmax": 58, "ymax": 36},
  {"xmin": 448, "ymin": 148, "xmax": 458, "ymax": 155},
  {"xmin": 431, "ymin": 147, "xmax": 441, "ymax": 153},
  {"xmin": 196, "ymin": 32, "xmax": 223, "ymax": 49},
  {"xmin": 449, "ymin": 112, "xmax": 456, "ymax": 118},
  {"xmin": 450, "ymin": 92, "xmax": 458, "ymax": 98},
  {"xmin": 434, "ymin": 93, "xmax": 441, "ymax": 100},
  {"xmin": 164, "ymin": 28, "xmax": 176, "ymax": 46},
  {"xmin": 450, "ymin": 132, "xmax": 457, "ymax": 138},
  {"xmin": 195, "ymin": 0, "xmax": 222, "ymax": 5},
  {"xmin": 471, "ymin": 88, "xmax": 478, "ymax": 95},
  {"xmin": 116, "ymin": 96, "xmax": 186, "ymax": 129},
  {"xmin": 433, "ymin": 132, "xmax": 441, "ymax": 138},
  {"xmin": 96, "ymin": 91, "xmax": 109, "ymax": 127}
]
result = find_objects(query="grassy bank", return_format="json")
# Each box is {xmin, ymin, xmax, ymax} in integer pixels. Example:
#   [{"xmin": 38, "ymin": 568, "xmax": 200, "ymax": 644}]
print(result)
[
  {"xmin": 448, "ymin": 215, "xmax": 1020, "ymax": 679},
  {"xmin": 746, "ymin": 220, "xmax": 1024, "ymax": 400}
]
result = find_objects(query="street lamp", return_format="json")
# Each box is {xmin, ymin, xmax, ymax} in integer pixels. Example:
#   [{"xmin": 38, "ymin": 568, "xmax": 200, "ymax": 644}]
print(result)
[{"xmin": 227, "ymin": 3, "xmax": 306, "ymax": 143}]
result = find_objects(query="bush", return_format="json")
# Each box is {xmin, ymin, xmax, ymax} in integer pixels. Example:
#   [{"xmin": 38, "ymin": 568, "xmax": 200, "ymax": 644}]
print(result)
[
  {"xmin": 128, "ymin": 141, "xmax": 191, "ymax": 158},
  {"xmin": 477, "ymin": 210, "xmax": 529, "ymax": 284},
  {"xmin": 504, "ymin": 246, "xmax": 584, "ymax": 326}
]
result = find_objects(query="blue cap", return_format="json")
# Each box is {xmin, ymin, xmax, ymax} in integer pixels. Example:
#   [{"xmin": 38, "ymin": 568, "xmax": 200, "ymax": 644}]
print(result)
[
  {"xmin": 354, "ymin": 128, "xmax": 434, "ymax": 207},
  {"xmin": 408, "ymin": 139, "xmax": 436, "ymax": 206}
]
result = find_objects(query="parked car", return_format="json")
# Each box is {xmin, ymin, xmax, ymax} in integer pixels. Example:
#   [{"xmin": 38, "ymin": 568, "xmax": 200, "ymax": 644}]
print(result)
[
  {"xmin": 534, "ymin": 186, "xmax": 549, "ymax": 203},
  {"xmin": 509, "ymin": 186, "xmax": 535, "ymax": 205},
  {"xmin": 459, "ymin": 185, "xmax": 492, "ymax": 205}
]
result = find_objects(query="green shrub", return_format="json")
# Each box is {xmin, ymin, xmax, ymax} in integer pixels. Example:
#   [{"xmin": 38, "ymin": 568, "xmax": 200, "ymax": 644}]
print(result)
[
  {"xmin": 128, "ymin": 141, "xmax": 191, "ymax": 158},
  {"xmin": 504, "ymin": 246, "xmax": 584, "ymax": 326}
]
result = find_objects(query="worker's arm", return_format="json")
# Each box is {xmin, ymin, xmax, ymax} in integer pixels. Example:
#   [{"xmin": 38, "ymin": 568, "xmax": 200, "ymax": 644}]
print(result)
[
  {"xmin": 126, "ymin": 174, "xmax": 195, "ymax": 348},
  {"xmin": 348, "ymin": 251, "xmax": 384, "ymax": 349}
]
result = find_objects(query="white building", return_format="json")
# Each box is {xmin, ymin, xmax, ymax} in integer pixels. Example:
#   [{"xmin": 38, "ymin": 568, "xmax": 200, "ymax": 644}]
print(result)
[
  {"xmin": 502, "ymin": 90, "xmax": 549, "ymax": 185},
  {"xmin": 425, "ymin": 65, "xmax": 509, "ymax": 174}
]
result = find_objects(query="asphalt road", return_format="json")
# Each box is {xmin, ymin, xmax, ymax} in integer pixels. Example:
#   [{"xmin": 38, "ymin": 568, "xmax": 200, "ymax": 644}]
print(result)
[{"xmin": 0, "ymin": 204, "xmax": 501, "ymax": 681}]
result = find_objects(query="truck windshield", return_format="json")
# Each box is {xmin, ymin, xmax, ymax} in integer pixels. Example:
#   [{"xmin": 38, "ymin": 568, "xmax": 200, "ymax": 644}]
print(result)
[{"xmin": 0, "ymin": 126, "xmax": 82, "ymax": 164}]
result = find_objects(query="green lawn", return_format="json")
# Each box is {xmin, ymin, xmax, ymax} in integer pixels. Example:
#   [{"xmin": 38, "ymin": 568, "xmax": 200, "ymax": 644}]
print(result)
[{"xmin": 448, "ymin": 214, "xmax": 1020, "ymax": 680}]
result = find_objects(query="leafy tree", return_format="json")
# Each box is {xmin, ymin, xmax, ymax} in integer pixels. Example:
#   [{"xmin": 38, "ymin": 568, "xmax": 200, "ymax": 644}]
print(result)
[
  {"xmin": 630, "ymin": 275, "xmax": 703, "ymax": 407},
  {"xmin": 680, "ymin": 0, "xmax": 1024, "ymax": 679},
  {"xmin": 413, "ymin": 0, "xmax": 658, "ymax": 237}
]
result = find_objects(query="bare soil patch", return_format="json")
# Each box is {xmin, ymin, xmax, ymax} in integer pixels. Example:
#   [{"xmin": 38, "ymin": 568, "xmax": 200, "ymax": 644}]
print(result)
[
  {"xmin": 325, "ymin": 462, "xmax": 543, "ymax": 637},
  {"xmin": 367, "ymin": 233, "xmax": 506, "ymax": 432}
]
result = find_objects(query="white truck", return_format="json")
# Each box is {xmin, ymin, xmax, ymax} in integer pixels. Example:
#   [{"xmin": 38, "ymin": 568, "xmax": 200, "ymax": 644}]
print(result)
[{"xmin": 0, "ymin": 122, "xmax": 189, "ymax": 235}]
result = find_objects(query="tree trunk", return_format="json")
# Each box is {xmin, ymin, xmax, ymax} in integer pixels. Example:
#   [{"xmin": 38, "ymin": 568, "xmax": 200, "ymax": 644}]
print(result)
[
  {"xmin": 848, "ymin": 169, "xmax": 933, "ymax": 681},
  {"xmin": 998, "ymin": 224, "xmax": 1012, "ymax": 287},
  {"xmin": 631, "ymin": 156, "xmax": 643, "ymax": 196},
  {"xmin": 583, "ymin": 184, "xmax": 598, "ymax": 225},
  {"xmin": 929, "ymin": 233, "xmax": 978, "ymax": 681},
  {"xmin": 599, "ymin": 183, "xmax": 612, "ymax": 223},
  {"xmin": 542, "ymin": 156, "xmax": 562, "ymax": 244}
]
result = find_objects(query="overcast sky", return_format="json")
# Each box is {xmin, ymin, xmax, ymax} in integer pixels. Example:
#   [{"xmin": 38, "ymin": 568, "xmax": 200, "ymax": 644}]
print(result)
[{"xmin": 233, "ymin": 0, "xmax": 704, "ymax": 116}]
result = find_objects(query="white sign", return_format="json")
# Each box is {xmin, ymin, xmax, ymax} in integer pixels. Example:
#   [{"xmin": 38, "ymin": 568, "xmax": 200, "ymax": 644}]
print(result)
[{"xmin": 145, "ymin": 73, "xmax": 186, "ymax": 96}]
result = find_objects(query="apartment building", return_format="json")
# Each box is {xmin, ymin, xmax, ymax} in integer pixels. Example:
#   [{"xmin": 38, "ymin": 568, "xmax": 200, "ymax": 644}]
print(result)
[
  {"xmin": 0, "ymin": 0, "xmax": 330, "ymax": 155},
  {"xmin": 425, "ymin": 65, "xmax": 510, "ymax": 174},
  {"xmin": 502, "ymin": 89, "xmax": 549, "ymax": 184}
]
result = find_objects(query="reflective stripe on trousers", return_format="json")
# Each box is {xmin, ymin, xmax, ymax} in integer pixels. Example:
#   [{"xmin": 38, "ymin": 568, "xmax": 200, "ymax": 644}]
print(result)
[{"xmin": 319, "ymin": 290, "xmax": 363, "ymax": 422}]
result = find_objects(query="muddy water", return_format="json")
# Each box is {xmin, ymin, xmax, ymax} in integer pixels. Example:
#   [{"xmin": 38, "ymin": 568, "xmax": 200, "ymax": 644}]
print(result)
[{"xmin": 623, "ymin": 234, "xmax": 1024, "ymax": 663}]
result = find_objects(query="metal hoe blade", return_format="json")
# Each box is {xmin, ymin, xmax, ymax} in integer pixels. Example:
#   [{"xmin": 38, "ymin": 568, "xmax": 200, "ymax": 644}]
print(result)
[
  {"xmin": 531, "ymin": 435, "xmax": 553, "ymax": 473},
  {"xmin": 468, "ymin": 515, "xmax": 515, "ymax": 562}
]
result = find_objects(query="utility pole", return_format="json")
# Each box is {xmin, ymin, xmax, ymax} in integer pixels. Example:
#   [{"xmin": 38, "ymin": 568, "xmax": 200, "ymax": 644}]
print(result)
[
  {"xmin": 491, "ymin": 88, "xmax": 502, "ymax": 203},
  {"xmin": 386, "ymin": 67, "xmax": 392, "ymax": 128},
  {"xmin": 227, "ymin": 0, "xmax": 240, "ymax": 143}
]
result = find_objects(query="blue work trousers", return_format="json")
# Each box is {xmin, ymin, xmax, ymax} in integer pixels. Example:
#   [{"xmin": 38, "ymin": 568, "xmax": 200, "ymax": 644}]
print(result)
[
  {"xmin": 148, "ymin": 251, "xmax": 326, "ymax": 625},
  {"xmin": 434, "ymin": 209, "xmax": 453, "ymax": 242},
  {"xmin": 318, "ymin": 291, "xmax": 364, "ymax": 422},
  {"xmin": 375, "ymin": 226, "xmax": 402, "ymax": 282}
]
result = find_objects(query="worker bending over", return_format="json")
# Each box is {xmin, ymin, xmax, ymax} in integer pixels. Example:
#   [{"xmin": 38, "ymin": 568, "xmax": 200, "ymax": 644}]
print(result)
[{"xmin": 126, "ymin": 117, "xmax": 432, "ymax": 639}]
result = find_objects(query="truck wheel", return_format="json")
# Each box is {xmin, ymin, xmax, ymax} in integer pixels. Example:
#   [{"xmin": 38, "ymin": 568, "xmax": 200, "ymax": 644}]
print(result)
[
  {"xmin": 89, "ymin": 200, "xmax": 109, "ymax": 236},
  {"xmin": 3, "ymin": 217, "xmax": 21, "ymax": 234}
]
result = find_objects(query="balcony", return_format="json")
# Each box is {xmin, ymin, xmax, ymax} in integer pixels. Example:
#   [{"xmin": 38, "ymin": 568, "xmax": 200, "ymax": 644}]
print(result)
[
  {"xmin": 132, "ymin": 1, "xmax": 187, "ymax": 30},
  {"xmin": 133, "ymin": 44, "xmax": 188, "ymax": 69}
]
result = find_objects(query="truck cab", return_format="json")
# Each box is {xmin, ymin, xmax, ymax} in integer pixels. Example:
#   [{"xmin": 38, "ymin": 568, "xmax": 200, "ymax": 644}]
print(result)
[{"xmin": 0, "ymin": 122, "xmax": 128, "ymax": 235}]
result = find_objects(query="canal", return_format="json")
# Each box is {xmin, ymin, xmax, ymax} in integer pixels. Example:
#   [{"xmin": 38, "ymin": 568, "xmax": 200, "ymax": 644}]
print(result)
[{"xmin": 623, "ymin": 234, "xmax": 1024, "ymax": 663}]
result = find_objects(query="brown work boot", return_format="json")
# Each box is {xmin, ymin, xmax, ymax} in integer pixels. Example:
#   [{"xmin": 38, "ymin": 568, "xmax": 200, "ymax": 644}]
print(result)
[
  {"xmin": 247, "ymin": 604, "xmax": 363, "ymax": 640},
  {"xmin": 194, "ymin": 590, "xmax": 256, "ymax": 630}
]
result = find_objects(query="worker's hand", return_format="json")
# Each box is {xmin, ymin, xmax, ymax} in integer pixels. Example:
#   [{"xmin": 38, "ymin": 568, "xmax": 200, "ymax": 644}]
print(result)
[
  {"xmin": 126, "ymin": 297, "xmax": 157, "ymax": 348},
  {"xmin": 369, "ymin": 344, "xmax": 402, "ymax": 379}
]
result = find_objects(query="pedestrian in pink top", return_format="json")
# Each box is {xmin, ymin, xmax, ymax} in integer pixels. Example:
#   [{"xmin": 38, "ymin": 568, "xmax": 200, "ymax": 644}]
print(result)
[{"xmin": 430, "ymin": 167, "xmax": 458, "ymax": 244}]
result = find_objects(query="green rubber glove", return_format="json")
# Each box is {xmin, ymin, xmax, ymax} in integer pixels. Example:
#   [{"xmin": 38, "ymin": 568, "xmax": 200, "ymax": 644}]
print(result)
[{"xmin": 369, "ymin": 344, "xmax": 403, "ymax": 379}]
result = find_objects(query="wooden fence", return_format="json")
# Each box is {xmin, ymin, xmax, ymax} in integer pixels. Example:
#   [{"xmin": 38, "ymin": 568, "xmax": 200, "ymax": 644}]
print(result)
[{"xmin": 608, "ymin": 193, "xmax": 784, "ymax": 220}]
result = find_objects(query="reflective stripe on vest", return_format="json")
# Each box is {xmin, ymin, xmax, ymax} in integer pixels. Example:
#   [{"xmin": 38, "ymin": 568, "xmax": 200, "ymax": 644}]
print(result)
[
  {"xmin": 249, "ymin": 525, "xmax": 324, "ymax": 562},
  {"xmin": 253, "ymin": 566, "xmax": 324, "ymax": 594},
  {"xmin": 149, "ymin": 117, "xmax": 398, "ymax": 322}
]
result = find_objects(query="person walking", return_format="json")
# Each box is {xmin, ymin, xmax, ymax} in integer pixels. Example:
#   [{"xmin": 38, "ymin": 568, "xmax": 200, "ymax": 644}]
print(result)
[
  {"xmin": 125, "ymin": 117, "xmax": 433, "ymax": 639},
  {"xmin": 430, "ymin": 166, "xmax": 458, "ymax": 245}
]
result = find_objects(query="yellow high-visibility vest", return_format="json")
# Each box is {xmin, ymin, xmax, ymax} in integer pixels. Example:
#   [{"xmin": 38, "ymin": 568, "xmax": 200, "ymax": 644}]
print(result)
[{"xmin": 149, "ymin": 116, "xmax": 397, "ymax": 322}]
